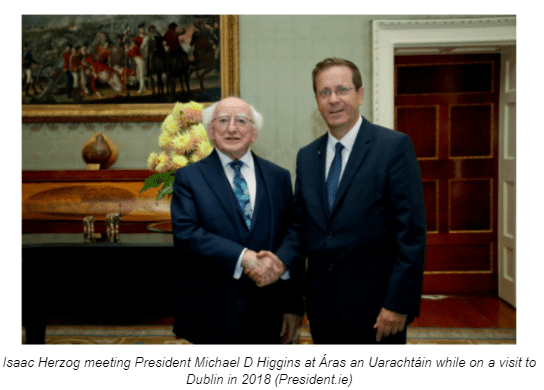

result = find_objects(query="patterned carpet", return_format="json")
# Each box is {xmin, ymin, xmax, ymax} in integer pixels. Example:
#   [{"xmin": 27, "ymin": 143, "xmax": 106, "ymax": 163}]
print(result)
[
  {"xmin": 405, "ymin": 327, "xmax": 515, "ymax": 344},
  {"xmin": 22, "ymin": 324, "xmax": 516, "ymax": 345}
]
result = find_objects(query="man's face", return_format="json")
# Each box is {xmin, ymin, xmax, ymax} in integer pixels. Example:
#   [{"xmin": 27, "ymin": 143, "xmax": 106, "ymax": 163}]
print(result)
[
  {"xmin": 208, "ymin": 97, "xmax": 258, "ymax": 160},
  {"xmin": 315, "ymin": 65, "xmax": 364, "ymax": 138}
]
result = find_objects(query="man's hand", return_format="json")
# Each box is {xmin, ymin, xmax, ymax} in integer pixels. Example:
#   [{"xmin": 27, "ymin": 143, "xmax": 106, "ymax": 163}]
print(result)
[
  {"xmin": 241, "ymin": 249, "xmax": 261, "ymax": 273},
  {"xmin": 280, "ymin": 314, "xmax": 303, "ymax": 344},
  {"xmin": 243, "ymin": 250, "xmax": 286, "ymax": 287},
  {"xmin": 255, "ymin": 250, "xmax": 286, "ymax": 287},
  {"xmin": 373, "ymin": 307, "xmax": 407, "ymax": 342}
]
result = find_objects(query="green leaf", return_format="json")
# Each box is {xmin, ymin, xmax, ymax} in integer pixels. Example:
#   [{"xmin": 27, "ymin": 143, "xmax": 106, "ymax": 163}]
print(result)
[
  {"xmin": 140, "ymin": 172, "xmax": 176, "ymax": 194},
  {"xmin": 156, "ymin": 174, "xmax": 176, "ymax": 200},
  {"xmin": 157, "ymin": 181, "xmax": 174, "ymax": 200}
]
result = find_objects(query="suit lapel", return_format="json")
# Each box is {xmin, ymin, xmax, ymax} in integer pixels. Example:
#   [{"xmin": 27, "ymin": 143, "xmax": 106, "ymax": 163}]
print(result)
[
  {"xmin": 310, "ymin": 135, "xmax": 330, "ymax": 220},
  {"xmin": 251, "ymin": 153, "xmax": 274, "ymax": 239},
  {"xmin": 200, "ymin": 150, "xmax": 247, "ymax": 230},
  {"xmin": 330, "ymin": 117, "xmax": 372, "ymax": 214}
]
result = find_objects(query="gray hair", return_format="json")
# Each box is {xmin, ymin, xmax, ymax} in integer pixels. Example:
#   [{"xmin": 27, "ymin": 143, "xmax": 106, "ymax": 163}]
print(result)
[{"xmin": 201, "ymin": 98, "xmax": 264, "ymax": 131}]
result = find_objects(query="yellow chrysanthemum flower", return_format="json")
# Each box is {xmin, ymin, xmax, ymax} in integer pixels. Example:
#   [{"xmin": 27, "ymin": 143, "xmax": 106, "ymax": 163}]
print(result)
[
  {"xmin": 178, "ymin": 115, "xmax": 190, "ymax": 130},
  {"xmin": 159, "ymin": 130, "xmax": 174, "ymax": 148},
  {"xmin": 185, "ymin": 109, "xmax": 202, "ymax": 124},
  {"xmin": 147, "ymin": 152, "xmax": 159, "ymax": 171},
  {"xmin": 161, "ymin": 114, "xmax": 179, "ymax": 135},
  {"xmin": 171, "ymin": 102, "xmax": 185, "ymax": 119},
  {"xmin": 202, "ymin": 142, "xmax": 214, "ymax": 157},
  {"xmin": 172, "ymin": 132, "xmax": 195, "ymax": 154},
  {"xmin": 171, "ymin": 154, "xmax": 189, "ymax": 169},
  {"xmin": 155, "ymin": 151, "xmax": 170, "ymax": 173},
  {"xmin": 160, "ymin": 114, "xmax": 171, "ymax": 130},
  {"xmin": 189, "ymin": 153, "xmax": 201, "ymax": 164},
  {"xmin": 179, "ymin": 102, "xmax": 204, "ymax": 126},
  {"xmin": 184, "ymin": 101, "xmax": 204, "ymax": 111},
  {"xmin": 196, "ymin": 141, "xmax": 214, "ymax": 159},
  {"xmin": 190, "ymin": 123, "xmax": 209, "ymax": 141}
]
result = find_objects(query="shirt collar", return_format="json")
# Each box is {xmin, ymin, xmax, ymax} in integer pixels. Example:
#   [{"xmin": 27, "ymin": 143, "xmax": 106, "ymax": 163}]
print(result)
[
  {"xmin": 216, "ymin": 148, "xmax": 255, "ymax": 170},
  {"xmin": 327, "ymin": 116, "xmax": 363, "ymax": 152}
]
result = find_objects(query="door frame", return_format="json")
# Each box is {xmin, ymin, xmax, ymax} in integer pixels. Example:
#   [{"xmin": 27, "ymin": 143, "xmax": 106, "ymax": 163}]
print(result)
[
  {"xmin": 497, "ymin": 46, "xmax": 516, "ymax": 307},
  {"xmin": 372, "ymin": 17, "xmax": 516, "ymax": 298},
  {"xmin": 372, "ymin": 17, "xmax": 516, "ymax": 129}
]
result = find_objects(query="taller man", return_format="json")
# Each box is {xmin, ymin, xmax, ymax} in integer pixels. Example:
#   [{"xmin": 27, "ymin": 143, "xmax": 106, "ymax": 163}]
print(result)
[{"xmin": 264, "ymin": 57, "xmax": 426, "ymax": 344}]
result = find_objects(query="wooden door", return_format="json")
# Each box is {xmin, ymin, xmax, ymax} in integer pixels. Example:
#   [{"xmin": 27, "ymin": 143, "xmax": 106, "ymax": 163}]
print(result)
[
  {"xmin": 395, "ymin": 54, "xmax": 500, "ymax": 294},
  {"xmin": 498, "ymin": 47, "xmax": 516, "ymax": 307}
]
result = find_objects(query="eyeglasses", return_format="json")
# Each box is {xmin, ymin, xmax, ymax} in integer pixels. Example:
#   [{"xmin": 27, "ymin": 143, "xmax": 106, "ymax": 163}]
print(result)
[
  {"xmin": 213, "ymin": 115, "xmax": 254, "ymax": 128},
  {"xmin": 317, "ymin": 87, "xmax": 355, "ymax": 99}
]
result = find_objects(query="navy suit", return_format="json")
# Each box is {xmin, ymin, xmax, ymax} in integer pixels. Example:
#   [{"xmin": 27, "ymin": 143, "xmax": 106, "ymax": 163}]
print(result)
[
  {"xmin": 276, "ymin": 117, "xmax": 426, "ymax": 344},
  {"xmin": 170, "ymin": 149, "xmax": 303, "ymax": 344}
]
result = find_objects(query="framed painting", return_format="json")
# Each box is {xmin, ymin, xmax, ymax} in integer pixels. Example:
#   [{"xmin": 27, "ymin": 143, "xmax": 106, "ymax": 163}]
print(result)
[{"xmin": 22, "ymin": 15, "xmax": 239, "ymax": 123}]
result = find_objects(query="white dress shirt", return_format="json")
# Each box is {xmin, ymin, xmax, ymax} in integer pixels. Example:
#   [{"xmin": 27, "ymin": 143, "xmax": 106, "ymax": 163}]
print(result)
[
  {"xmin": 325, "ymin": 116, "xmax": 363, "ymax": 182},
  {"xmin": 216, "ymin": 148, "xmax": 257, "ymax": 212}
]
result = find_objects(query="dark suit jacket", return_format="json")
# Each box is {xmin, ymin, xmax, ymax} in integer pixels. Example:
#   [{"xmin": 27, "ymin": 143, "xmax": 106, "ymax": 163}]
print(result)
[
  {"xmin": 276, "ymin": 117, "xmax": 426, "ymax": 331},
  {"xmin": 170, "ymin": 149, "xmax": 303, "ymax": 343}
]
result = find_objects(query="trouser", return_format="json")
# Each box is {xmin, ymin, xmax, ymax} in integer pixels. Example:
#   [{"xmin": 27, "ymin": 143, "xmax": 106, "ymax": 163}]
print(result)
[
  {"xmin": 308, "ymin": 305, "xmax": 407, "ymax": 345},
  {"xmin": 233, "ymin": 286, "xmax": 282, "ymax": 344}
]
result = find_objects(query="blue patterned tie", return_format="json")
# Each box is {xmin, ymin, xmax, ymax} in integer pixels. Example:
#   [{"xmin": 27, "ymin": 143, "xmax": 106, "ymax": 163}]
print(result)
[
  {"xmin": 230, "ymin": 161, "xmax": 252, "ymax": 228},
  {"xmin": 327, "ymin": 142, "xmax": 344, "ymax": 210}
]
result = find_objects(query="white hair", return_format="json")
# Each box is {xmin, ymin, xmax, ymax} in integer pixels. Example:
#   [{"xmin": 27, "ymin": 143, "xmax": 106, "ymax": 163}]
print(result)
[
  {"xmin": 201, "ymin": 98, "xmax": 264, "ymax": 131},
  {"xmin": 201, "ymin": 101, "xmax": 219, "ymax": 129}
]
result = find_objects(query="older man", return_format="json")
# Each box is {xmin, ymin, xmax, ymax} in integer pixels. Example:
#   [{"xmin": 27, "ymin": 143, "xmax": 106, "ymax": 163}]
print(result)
[{"xmin": 170, "ymin": 97, "xmax": 303, "ymax": 344}]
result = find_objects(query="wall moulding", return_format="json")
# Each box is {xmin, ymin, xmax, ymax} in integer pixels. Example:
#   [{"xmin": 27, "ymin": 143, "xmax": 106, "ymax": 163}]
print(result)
[{"xmin": 372, "ymin": 17, "xmax": 516, "ymax": 129}]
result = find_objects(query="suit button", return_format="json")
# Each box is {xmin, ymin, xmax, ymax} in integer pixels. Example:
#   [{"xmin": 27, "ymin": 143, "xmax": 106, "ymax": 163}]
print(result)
[
  {"xmin": 329, "ymin": 264, "xmax": 334, "ymax": 271},
  {"xmin": 328, "ymin": 233, "xmax": 333, "ymax": 239}
]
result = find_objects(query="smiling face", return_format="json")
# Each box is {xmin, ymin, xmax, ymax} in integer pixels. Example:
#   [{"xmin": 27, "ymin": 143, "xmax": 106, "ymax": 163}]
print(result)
[
  {"xmin": 208, "ymin": 97, "xmax": 258, "ymax": 160},
  {"xmin": 315, "ymin": 65, "xmax": 364, "ymax": 140}
]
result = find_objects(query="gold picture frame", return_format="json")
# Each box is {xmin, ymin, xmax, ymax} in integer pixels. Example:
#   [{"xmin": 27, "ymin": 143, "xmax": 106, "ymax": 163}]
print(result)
[{"xmin": 22, "ymin": 15, "xmax": 239, "ymax": 123}]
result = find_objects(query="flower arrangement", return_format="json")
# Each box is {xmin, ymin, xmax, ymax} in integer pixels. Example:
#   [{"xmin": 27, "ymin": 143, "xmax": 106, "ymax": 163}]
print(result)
[{"xmin": 140, "ymin": 101, "xmax": 214, "ymax": 200}]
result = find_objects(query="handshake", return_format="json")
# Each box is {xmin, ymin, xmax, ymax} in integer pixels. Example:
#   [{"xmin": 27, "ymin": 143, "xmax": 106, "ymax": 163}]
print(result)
[{"xmin": 242, "ymin": 250, "xmax": 286, "ymax": 287}]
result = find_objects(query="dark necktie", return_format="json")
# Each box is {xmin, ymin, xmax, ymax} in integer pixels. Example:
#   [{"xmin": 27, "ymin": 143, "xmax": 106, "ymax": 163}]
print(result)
[
  {"xmin": 327, "ymin": 142, "xmax": 344, "ymax": 210},
  {"xmin": 229, "ymin": 160, "xmax": 252, "ymax": 228}
]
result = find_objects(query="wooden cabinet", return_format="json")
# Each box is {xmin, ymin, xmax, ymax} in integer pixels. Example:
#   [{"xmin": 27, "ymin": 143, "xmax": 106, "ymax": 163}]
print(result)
[{"xmin": 23, "ymin": 170, "xmax": 170, "ymax": 233}]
